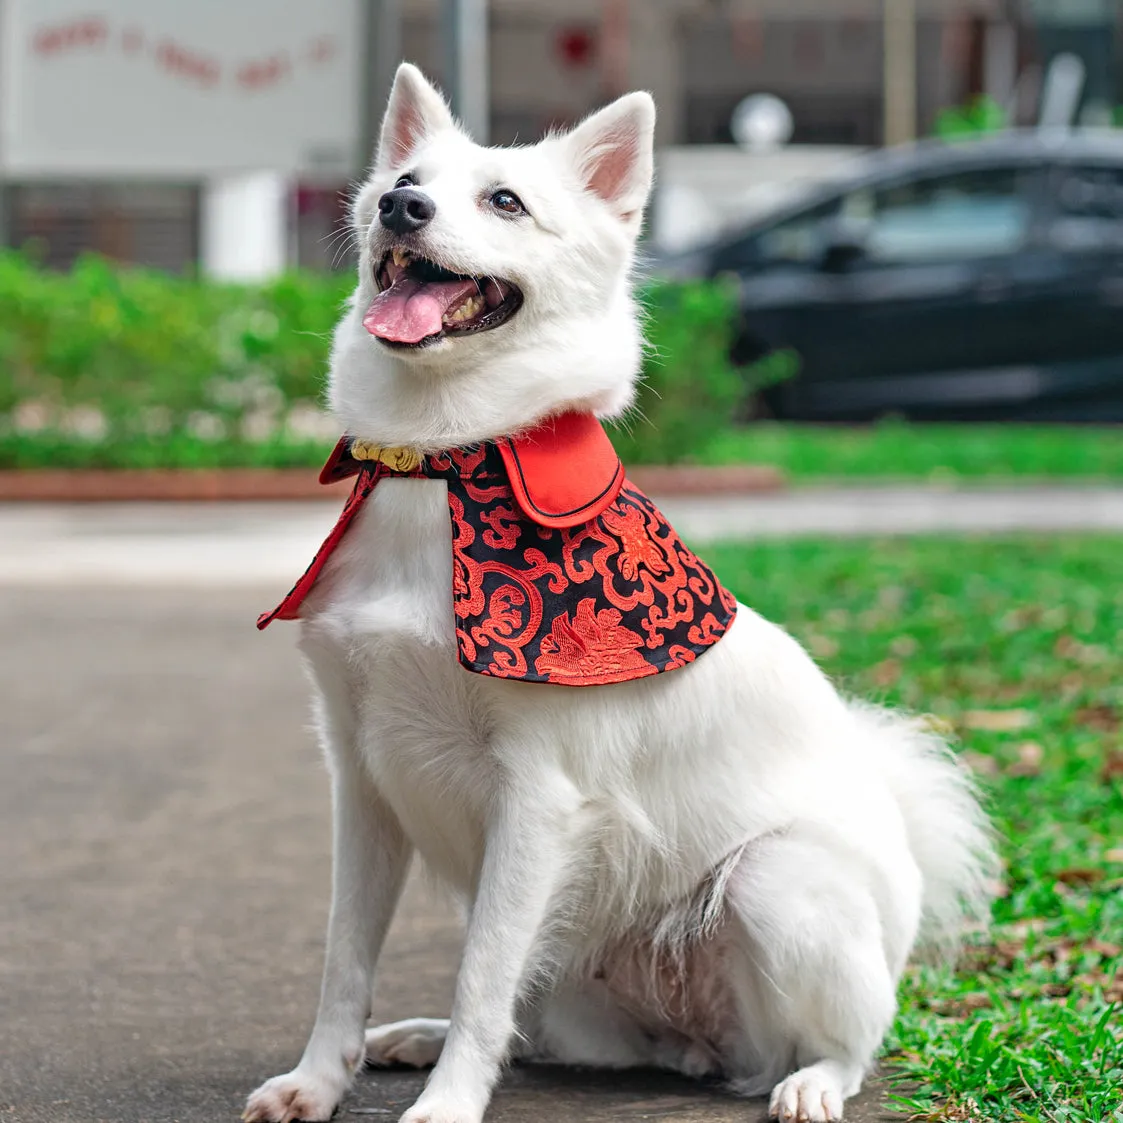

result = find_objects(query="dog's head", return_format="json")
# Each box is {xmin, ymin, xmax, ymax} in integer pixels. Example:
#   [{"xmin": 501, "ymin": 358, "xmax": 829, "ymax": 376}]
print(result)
[{"xmin": 329, "ymin": 63, "xmax": 656, "ymax": 450}]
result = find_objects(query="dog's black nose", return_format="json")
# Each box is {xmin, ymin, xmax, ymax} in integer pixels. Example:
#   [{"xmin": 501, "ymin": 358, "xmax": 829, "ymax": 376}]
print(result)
[{"xmin": 378, "ymin": 187, "xmax": 436, "ymax": 234}]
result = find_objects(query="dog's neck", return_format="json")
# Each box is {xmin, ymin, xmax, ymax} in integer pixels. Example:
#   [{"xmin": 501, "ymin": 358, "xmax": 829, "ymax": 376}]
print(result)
[{"xmin": 328, "ymin": 304, "xmax": 639, "ymax": 454}]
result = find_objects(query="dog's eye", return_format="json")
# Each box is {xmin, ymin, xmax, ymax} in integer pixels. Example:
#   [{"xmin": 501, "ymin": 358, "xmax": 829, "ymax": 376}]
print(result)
[
  {"xmin": 490, "ymin": 189, "xmax": 526, "ymax": 216},
  {"xmin": 394, "ymin": 174, "xmax": 415, "ymax": 189}
]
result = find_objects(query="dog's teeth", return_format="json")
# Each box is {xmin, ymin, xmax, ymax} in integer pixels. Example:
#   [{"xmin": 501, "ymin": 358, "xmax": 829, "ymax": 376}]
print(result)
[
  {"xmin": 391, "ymin": 247, "xmax": 411, "ymax": 268},
  {"xmin": 445, "ymin": 293, "xmax": 485, "ymax": 324}
]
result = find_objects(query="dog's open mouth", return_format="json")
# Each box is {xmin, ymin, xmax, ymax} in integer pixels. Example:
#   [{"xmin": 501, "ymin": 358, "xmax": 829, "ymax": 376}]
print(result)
[{"xmin": 363, "ymin": 248, "xmax": 523, "ymax": 347}]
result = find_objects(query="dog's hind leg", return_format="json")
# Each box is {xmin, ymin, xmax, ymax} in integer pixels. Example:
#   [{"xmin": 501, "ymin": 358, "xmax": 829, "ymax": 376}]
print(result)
[
  {"xmin": 721, "ymin": 828, "xmax": 919, "ymax": 1123},
  {"xmin": 364, "ymin": 979, "xmax": 664, "ymax": 1074},
  {"xmin": 365, "ymin": 1018, "xmax": 449, "ymax": 1068},
  {"xmin": 522, "ymin": 977, "xmax": 658, "ymax": 1069}
]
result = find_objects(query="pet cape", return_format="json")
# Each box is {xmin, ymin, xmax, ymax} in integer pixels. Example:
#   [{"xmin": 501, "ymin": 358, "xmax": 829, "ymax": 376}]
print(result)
[{"xmin": 259, "ymin": 412, "xmax": 736, "ymax": 687}]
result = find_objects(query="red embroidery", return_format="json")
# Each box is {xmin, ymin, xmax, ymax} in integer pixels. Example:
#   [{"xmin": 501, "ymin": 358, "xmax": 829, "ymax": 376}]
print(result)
[
  {"xmin": 535, "ymin": 599, "xmax": 654, "ymax": 685},
  {"xmin": 260, "ymin": 418, "xmax": 737, "ymax": 686}
]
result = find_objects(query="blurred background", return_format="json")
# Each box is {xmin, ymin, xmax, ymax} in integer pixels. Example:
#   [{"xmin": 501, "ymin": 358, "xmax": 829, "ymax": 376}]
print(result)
[
  {"xmin": 4, "ymin": 0, "xmax": 1123, "ymax": 268},
  {"xmin": 3, "ymin": 0, "xmax": 1123, "ymax": 459},
  {"xmin": 3, "ymin": 8, "xmax": 1122, "ymax": 1123}
]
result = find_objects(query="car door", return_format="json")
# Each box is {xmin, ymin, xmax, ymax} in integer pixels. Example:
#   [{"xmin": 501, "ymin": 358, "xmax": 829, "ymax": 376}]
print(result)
[
  {"xmin": 776, "ymin": 163, "xmax": 1048, "ymax": 419},
  {"xmin": 710, "ymin": 196, "xmax": 844, "ymax": 371},
  {"xmin": 1030, "ymin": 160, "xmax": 1123, "ymax": 416}
]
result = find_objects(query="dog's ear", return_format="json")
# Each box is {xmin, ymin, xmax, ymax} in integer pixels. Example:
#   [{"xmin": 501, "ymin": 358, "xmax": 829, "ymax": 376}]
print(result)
[
  {"xmin": 376, "ymin": 63, "xmax": 455, "ymax": 173},
  {"xmin": 563, "ymin": 92, "xmax": 656, "ymax": 227}
]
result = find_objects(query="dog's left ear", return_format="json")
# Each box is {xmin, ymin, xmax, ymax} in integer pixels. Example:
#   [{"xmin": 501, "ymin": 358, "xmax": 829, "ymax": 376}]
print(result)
[{"xmin": 563, "ymin": 92, "xmax": 656, "ymax": 228}]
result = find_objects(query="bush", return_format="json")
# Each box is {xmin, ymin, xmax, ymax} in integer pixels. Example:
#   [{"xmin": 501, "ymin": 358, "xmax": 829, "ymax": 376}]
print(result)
[
  {"xmin": 933, "ymin": 96, "xmax": 1007, "ymax": 140},
  {"xmin": 0, "ymin": 252, "xmax": 743, "ymax": 468},
  {"xmin": 609, "ymin": 279, "xmax": 743, "ymax": 464},
  {"xmin": 0, "ymin": 251, "xmax": 352, "ymax": 453}
]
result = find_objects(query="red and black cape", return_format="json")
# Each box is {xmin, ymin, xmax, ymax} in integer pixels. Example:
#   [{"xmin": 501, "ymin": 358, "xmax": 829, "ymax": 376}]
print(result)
[{"xmin": 260, "ymin": 413, "xmax": 736, "ymax": 687}]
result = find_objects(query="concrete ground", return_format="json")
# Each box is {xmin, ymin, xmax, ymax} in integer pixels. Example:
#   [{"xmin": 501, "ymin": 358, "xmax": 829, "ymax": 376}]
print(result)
[
  {"xmin": 0, "ymin": 587, "xmax": 900, "ymax": 1123},
  {"xmin": 2, "ymin": 484, "xmax": 1123, "ymax": 587}
]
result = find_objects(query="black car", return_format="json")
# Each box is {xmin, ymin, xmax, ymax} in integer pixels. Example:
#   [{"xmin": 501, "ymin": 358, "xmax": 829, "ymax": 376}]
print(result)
[{"xmin": 660, "ymin": 131, "xmax": 1123, "ymax": 421}]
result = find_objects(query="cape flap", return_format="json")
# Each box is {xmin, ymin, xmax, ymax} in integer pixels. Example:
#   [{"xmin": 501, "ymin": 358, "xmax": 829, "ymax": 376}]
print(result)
[
  {"xmin": 318, "ymin": 437, "xmax": 362, "ymax": 485},
  {"xmin": 257, "ymin": 468, "xmax": 377, "ymax": 629},
  {"xmin": 498, "ymin": 412, "xmax": 624, "ymax": 529}
]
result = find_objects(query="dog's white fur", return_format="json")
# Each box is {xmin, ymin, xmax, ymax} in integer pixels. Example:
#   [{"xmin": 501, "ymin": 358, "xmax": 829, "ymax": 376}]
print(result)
[{"xmin": 244, "ymin": 64, "xmax": 995, "ymax": 1123}]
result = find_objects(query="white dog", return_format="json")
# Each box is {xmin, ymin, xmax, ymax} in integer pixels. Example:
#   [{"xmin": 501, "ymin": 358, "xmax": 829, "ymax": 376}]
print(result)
[{"xmin": 244, "ymin": 63, "xmax": 994, "ymax": 1123}]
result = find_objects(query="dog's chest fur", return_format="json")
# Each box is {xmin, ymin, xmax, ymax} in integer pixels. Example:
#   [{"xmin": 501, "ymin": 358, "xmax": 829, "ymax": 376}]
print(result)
[{"xmin": 302, "ymin": 478, "xmax": 498, "ymax": 889}]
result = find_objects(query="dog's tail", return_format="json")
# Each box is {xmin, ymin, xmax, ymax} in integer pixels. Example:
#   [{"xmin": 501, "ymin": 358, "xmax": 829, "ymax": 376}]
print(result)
[{"xmin": 849, "ymin": 700, "xmax": 998, "ymax": 952}]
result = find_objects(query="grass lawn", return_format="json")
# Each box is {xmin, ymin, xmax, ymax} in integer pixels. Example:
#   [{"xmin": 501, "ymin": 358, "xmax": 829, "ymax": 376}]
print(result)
[
  {"xmin": 699, "ymin": 422, "xmax": 1123, "ymax": 483},
  {"xmin": 2, "ymin": 421, "xmax": 1121, "ymax": 481},
  {"xmin": 707, "ymin": 535, "xmax": 1123, "ymax": 1123}
]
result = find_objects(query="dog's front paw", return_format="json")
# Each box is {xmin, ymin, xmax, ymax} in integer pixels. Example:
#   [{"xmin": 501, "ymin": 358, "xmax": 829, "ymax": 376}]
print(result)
[
  {"xmin": 768, "ymin": 1069, "xmax": 844, "ymax": 1123},
  {"xmin": 243, "ymin": 1069, "xmax": 345, "ymax": 1123},
  {"xmin": 398, "ymin": 1095, "xmax": 483, "ymax": 1123}
]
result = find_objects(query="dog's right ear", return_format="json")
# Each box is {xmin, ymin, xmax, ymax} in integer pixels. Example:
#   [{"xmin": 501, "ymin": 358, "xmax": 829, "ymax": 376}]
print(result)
[
  {"xmin": 375, "ymin": 63, "xmax": 456, "ymax": 173},
  {"xmin": 562, "ymin": 92, "xmax": 656, "ymax": 229}
]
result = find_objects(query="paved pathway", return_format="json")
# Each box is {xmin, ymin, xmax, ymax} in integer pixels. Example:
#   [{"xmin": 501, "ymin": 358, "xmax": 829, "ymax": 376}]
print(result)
[
  {"xmin": 1, "ymin": 485, "xmax": 1121, "ymax": 587},
  {"xmin": 0, "ymin": 589, "xmax": 897, "ymax": 1123}
]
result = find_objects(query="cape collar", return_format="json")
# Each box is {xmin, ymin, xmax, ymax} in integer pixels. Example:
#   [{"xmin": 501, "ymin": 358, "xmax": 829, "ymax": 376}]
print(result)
[{"xmin": 318, "ymin": 410, "xmax": 625, "ymax": 529}]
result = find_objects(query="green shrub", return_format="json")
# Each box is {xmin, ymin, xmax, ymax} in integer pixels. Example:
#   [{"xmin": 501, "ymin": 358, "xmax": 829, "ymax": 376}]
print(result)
[
  {"xmin": 934, "ymin": 96, "xmax": 1007, "ymax": 140},
  {"xmin": 609, "ymin": 279, "xmax": 743, "ymax": 464},
  {"xmin": 0, "ymin": 252, "xmax": 744, "ymax": 468},
  {"xmin": 0, "ymin": 251, "xmax": 352, "ymax": 454}
]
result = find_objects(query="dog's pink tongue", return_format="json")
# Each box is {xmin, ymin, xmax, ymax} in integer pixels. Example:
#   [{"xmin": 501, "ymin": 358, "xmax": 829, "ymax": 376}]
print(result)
[{"xmin": 363, "ymin": 277, "xmax": 479, "ymax": 344}]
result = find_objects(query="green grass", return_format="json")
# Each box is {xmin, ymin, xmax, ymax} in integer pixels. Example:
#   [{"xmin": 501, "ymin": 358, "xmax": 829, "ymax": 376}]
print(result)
[
  {"xmin": 707, "ymin": 535, "xmax": 1123, "ymax": 1122},
  {"xmin": 699, "ymin": 422, "xmax": 1123, "ymax": 482},
  {"xmin": 3, "ymin": 421, "xmax": 1122, "ymax": 481}
]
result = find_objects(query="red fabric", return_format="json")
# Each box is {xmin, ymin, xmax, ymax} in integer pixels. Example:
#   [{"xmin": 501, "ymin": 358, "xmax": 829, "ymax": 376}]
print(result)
[
  {"xmin": 499, "ymin": 412, "xmax": 625, "ymax": 529},
  {"xmin": 318, "ymin": 436, "xmax": 362, "ymax": 485},
  {"xmin": 438, "ymin": 450, "xmax": 736, "ymax": 686},
  {"xmin": 258, "ymin": 414, "xmax": 737, "ymax": 685},
  {"xmin": 315, "ymin": 413, "xmax": 625, "ymax": 522}
]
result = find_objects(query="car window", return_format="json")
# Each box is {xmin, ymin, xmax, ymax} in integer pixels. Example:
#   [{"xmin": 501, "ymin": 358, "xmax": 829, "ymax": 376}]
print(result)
[
  {"xmin": 754, "ymin": 199, "xmax": 843, "ymax": 268},
  {"xmin": 1049, "ymin": 165, "xmax": 1123, "ymax": 251},
  {"xmin": 844, "ymin": 168, "xmax": 1032, "ymax": 264}
]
